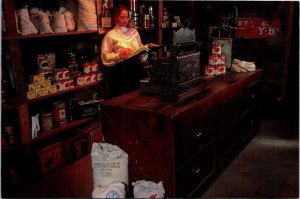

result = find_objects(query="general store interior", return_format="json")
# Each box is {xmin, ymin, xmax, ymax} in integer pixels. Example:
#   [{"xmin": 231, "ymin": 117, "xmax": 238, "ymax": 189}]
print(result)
[{"xmin": 1, "ymin": 0, "xmax": 299, "ymax": 198}]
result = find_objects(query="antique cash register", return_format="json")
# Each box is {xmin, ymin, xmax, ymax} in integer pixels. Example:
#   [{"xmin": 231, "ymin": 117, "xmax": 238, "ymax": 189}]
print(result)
[{"xmin": 140, "ymin": 27, "xmax": 201, "ymax": 100}]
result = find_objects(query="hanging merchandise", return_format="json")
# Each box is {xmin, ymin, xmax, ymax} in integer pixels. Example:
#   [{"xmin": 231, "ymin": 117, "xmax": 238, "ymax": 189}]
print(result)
[{"xmin": 101, "ymin": 0, "xmax": 111, "ymax": 28}]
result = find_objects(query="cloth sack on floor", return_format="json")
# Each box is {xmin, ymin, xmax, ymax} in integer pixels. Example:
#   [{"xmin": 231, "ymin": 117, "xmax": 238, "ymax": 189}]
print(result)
[
  {"xmin": 92, "ymin": 181, "xmax": 126, "ymax": 198},
  {"xmin": 91, "ymin": 142, "xmax": 128, "ymax": 189},
  {"xmin": 132, "ymin": 180, "xmax": 165, "ymax": 198}
]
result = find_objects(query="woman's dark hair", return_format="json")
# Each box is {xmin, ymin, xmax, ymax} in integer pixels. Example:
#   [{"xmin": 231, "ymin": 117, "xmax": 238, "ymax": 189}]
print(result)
[{"xmin": 110, "ymin": 4, "xmax": 128, "ymax": 18}]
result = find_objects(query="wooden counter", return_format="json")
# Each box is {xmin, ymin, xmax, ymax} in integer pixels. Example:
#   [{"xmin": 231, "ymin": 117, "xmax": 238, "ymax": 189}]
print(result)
[{"xmin": 100, "ymin": 69, "xmax": 263, "ymax": 197}]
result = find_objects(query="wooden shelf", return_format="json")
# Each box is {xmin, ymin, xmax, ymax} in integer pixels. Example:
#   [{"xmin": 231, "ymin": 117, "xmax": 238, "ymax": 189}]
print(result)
[
  {"xmin": 27, "ymin": 82, "xmax": 100, "ymax": 104},
  {"xmin": 2, "ymin": 103, "xmax": 18, "ymax": 111},
  {"xmin": 2, "ymin": 30, "xmax": 99, "ymax": 40},
  {"xmin": 32, "ymin": 117, "xmax": 95, "ymax": 142},
  {"xmin": 1, "ymin": 142, "xmax": 24, "ymax": 154}
]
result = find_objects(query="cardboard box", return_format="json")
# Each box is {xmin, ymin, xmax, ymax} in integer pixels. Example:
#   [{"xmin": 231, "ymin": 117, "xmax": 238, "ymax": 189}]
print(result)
[
  {"xmin": 37, "ymin": 142, "xmax": 64, "ymax": 176},
  {"xmin": 63, "ymin": 133, "xmax": 90, "ymax": 163}
]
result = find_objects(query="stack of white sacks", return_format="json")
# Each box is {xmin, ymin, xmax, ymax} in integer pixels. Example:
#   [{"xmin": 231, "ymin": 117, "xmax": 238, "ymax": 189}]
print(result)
[
  {"xmin": 231, "ymin": 59, "xmax": 256, "ymax": 72},
  {"xmin": 91, "ymin": 142, "xmax": 165, "ymax": 198}
]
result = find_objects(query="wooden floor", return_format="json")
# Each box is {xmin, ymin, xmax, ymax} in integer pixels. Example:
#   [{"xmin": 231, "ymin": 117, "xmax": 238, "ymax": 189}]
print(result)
[{"xmin": 10, "ymin": 108, "xmax": 299, "ymax": 198}]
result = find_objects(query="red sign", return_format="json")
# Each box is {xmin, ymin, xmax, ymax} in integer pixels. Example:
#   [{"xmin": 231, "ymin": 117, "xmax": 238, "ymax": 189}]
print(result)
[{"xmin": 236, "ymin": 18, "xmax": 281, "ymax": 38}]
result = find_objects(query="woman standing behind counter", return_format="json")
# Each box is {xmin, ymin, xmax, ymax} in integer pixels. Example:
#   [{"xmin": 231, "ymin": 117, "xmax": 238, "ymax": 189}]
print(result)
[{"xmin": 101, "ymin": 4, "xmax": 152, "ymax": 98}]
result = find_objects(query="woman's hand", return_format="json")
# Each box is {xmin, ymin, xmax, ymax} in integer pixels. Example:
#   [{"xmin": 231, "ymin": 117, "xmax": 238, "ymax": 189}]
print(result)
[{"xmin": 119, "ymin": 48, "xmax": 133, "ymax": 60}]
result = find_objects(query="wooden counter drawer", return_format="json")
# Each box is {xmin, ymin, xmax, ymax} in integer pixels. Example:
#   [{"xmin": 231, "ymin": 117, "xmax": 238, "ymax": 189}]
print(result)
[
  {"xmin": 239, "ymin": 107, "xmax": 260, "ymax": 141},
  {"xmin": 176, "ymin": 140, "xmax": 215, "ymax": 197},
  {"xmin": 174, "ymin": 108, "xmax": 216, "ymax": 165},
  {"xmin": 240, "ymin": 81, "xmax": 262, "ymax": 111}
]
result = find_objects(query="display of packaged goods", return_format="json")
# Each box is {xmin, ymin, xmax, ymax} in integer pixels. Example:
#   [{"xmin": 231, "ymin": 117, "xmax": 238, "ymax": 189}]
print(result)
[
  {"xmin": 29, "ymin": 74, "xmax": 45, "ymax": 83},
  {"xmin": 37, "ymin": 142, "xmax": 64, "ymax": 176},
  {"xmin": 27, "ymin": 83, "xmax": 41, "ymax": 91},
  {"xmin": 37, "ymin": 53, "xmax": 56, "ymax": 70},
  {"xmin": 63, "ymin": 132, "xmax": 90, "ymax": 163},
  {"xmin": 26, "ymin": 91, "xmax": 37, "ymax": 99}
]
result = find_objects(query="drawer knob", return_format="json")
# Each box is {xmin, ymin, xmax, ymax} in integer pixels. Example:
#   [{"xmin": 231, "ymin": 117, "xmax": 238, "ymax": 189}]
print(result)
[
  {"xmin": 196, "ymin": 132, "xmax": 202, "ymax": 137},
  {"xmin": 195, "ymin": 168, "xmax": 201, "ymax": 174},
  {"xmin": 251, "ymin": 94, "xmax": 255, "ymax": 99}
]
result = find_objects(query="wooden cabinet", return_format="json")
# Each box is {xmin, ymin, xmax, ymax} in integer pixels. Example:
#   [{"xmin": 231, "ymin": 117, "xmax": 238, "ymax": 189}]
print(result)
[
  {"xmin": 100, "ymin": 69, "xmax": 262, "ymax": 197},
  {"xmin": 216, "ymin": 80, "xmax": 262, "ymax": 165}
]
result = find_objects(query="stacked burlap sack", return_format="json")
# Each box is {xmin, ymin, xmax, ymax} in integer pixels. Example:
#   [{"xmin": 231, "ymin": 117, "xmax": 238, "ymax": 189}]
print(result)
[{"xmin": 91, "ymin": 142, "xmax": 165, "ymax": 198}]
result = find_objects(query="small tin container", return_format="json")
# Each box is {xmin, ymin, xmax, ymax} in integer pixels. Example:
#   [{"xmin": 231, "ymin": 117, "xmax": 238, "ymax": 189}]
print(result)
[
  {"xmin": 62, "ymin": 68, "xmax": 70, "ymax": 79},
  {"xmin": 76, "ymin": 74, "xmax": 85, "ymax": 86},
  {"xmin": 54, "ymin": 69, "xmax": 64, "ymax": 80},
  {"xmin": 212, "ymin": 43, "xmax": 222, "ymax": 54},
  {"xmin": 41, "ymin": 111, "xmax": 53, "ymax": 131},
  {"xmin": 68, "ymin": 78, "xmax": 75, "ymax": 88},
  {"xmin": 53, "ymin": 101, "xmax": 67, "ymax": 126},
  {"xmin": 55, "ymin": 80, "xmax": 63, "ymax": 91},
  {"xmin": 62, "ymin": 79, "xmax": 70, "ymax": 90},
  {"xmin": 205, "ymin": 65, "xmax": 214, "ymax": 76},
  {"xmin": 91, "ymin": 61, "xmax": 99, "ymax": 72},
  {"xmin": 83, "ymin": 62, "xmax": 92, "ymax": 74}
]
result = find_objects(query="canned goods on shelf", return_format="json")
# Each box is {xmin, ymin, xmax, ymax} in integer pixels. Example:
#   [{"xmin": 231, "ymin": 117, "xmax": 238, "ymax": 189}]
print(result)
[{"xmin": 53, "ymin": 101, "xmax": 67, "ymax": 126}]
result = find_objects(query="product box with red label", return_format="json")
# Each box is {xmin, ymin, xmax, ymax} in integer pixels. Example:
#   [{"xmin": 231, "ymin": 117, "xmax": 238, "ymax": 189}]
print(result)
[{"xmin": 37, "ymin": 142, "xmax": 64, "ymax": 176}]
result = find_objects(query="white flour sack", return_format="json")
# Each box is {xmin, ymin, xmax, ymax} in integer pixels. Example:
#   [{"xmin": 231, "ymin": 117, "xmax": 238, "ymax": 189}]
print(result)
[
  {"xmin": 92, "ymin": 181, "xmax": 126, "ymax": 198},
  {"xmin": 91, "ymin": 143, "xmax": 128, "ymax": 188},
  {"xmin": 132, "ymin": 180, "xmax": 165, "ymax": 198}
]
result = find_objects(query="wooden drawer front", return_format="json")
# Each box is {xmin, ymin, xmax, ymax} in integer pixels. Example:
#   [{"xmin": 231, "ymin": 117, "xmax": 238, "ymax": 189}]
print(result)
[
  {"xmin": 176, "ymin": 141, "xmax": 215, "ymax": 197},
  {"xmin": 240, "ymin": 81, "xmax": 262, "ymax": 111},
  {"xmin": 239, "ymin": 107, "xmax": 260, "ymax": 141},
  {"xmin": 174, "ymin": 108, "xmax": 215, "ymax": 165}
]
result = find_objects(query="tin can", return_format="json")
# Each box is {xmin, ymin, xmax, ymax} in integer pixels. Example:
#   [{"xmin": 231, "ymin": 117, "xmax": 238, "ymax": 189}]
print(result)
[
  {"xmin": 62, "ymin": 68, "xmax": 70, "ymax": 79},
  {"xmin": 76, "ymin": 74, "xmax": 85, "ymax": 86},
  {"xmin": 217, "ymin": 65, "xmax": 226, "ymax": 74},
  {"xmin": 62, "ymin": 79, "xmax": 70, "ymax": 90},
  {"xmin": 69, "ymin": 78, "xmax": 75, "ymax": 88},
  {"xmin": 209, "ymin": 54, "xmax": 219, "ymax": 65},
  {"xmin": 54, "ymin": 69, "xmax": 64, "ymax": 80},
  {"xmin": 219, "ymin": 54, "xmax": 226, "ymax": 64},
  {"xmin": 91, "ymin": 61, "xmax": 99, "ymax": 72},
  {"xmin": 83, "ymin": 62, "xmax": 92, "ymax": 74},
  {"xmin": 212, "ymin": 43, "xmax": 222, "ymax": 54},
  {"xmin": 84, "ymin": 74, "xmax": 91, "ymax": 84},
  {"xmin": 41, "ymin": 112, "xmax": 53, "ymax": 131},
  {"xmin": 55, "ymin": 80, "xmax": 63, "ymax": 91},
  {"xmin": 91, "ymin": 73, "xmax": 97, "ymax": 82},
  {"xmin": 53, "ymin": 101, "xmax": 67, "ymax": 126},
  {"xmin": 205, "ymin": 65, "xmax": 214, "ymax": 76}
]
